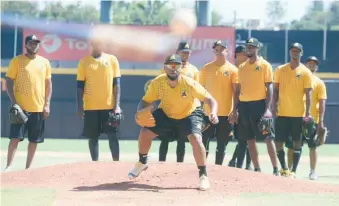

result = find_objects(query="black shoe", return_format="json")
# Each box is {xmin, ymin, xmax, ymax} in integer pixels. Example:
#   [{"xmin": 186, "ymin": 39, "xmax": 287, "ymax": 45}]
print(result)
[
  {"xmin": 228, "ymin": 160, "xmax": 236, "ymax": 167},
  {"xmin": 245, "ymin": 165, "xmax": 253, "ymax": 171}
]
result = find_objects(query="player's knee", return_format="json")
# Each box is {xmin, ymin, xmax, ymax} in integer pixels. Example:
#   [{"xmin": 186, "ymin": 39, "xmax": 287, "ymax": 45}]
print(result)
[
  {"xmin": 10, "ymin": 138, "xmax": 21, "ymax": 145},
  {"xmin": 139, "ymin": 127, "xmax": 156, "ymax": 139},
  {"xmin": 275, "ymin": 142, "xmax": 284, "ymax": 151},
  {"xmin": 188, "ymin": 133, "xmax": 204, "ymax": 148}
]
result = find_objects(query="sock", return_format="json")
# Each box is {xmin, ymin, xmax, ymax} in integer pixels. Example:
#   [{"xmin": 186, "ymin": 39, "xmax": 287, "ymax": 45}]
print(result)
[
  {"xmin": 245, "ymin": 147, "xmax": 252, "ymax": 168},
  {"xmin": 159, "ymin": 140, "xmax": 169, "ymax": 162},
  {"xmin": 236, "ymin": 140, "xmax": 247, "ymax": 168},
  {"xmin": 254, "ymin": 168, "xmax": 261, "ymax": 172},
  {"xmin": 277, "ymin": 150, "xmax": 288, "ymax": 170},
  {"xmin": 139, "ymin": 153, "xmax": 148, "ymax": 164},
  {"xmin": 88, "ymin": 138, "xmax": 99, "ymax": 161},
  {"xmin": 198, "ymin": 166, "xmax": 207, "ymax": 177},
  {"xmin": 176, "ymin": 141, "xmax": 186, "ymax": 162},
  {"xmin": 108, "ymin": 133, "xmax": 119, "ymax": 161},
  {"xmin": 292, "ymin": 148, "xmax": 302, "ymax": 173},
  {"xmin": 215, "ymin": 151, "xmax": 225, "ymax": 165}
]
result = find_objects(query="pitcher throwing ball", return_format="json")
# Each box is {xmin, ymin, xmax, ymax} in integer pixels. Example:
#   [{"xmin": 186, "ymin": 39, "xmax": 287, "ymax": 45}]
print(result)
[{"xmin": 128, "ymin": 54, "xmax": 218, "ymax": 191}]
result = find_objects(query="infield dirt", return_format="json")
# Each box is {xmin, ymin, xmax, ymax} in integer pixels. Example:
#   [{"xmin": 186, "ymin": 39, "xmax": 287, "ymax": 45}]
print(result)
[{"xmin": 2, "ymin": 162, "xmax": 339, "ymax": 206}]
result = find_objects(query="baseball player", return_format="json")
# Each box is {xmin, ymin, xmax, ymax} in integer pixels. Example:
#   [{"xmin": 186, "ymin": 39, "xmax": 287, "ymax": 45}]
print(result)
[
  {"xmin": 231, "ymin": 38, "xmax": 279, "ymax": 175},
  {"xmin": 76, "ymin": 37, "xmax": 123, "ymax": 162},
  {"xmin": 199, "ymin": 40, "xmax": 238, "ymax": 165},
  {"xmin": 273, "ymin": 43, "xmax": 313, "ymax": 178},
  {"xmin": 4, "ymin": 34, "xmax": 52, "ymax": 171},
  {"xmin": 285, "ymin": 56, "xmax": 327, "ymax": 180},
  {"xmin": 158, "ymin": 41, "xmax": 200, "ymax": 163},
  {"xmin": 228, "ymin": 45, "xmax": 252, "ymax": 170},
  {"xmin": 128, "ymin": 54, "xmax": 218, "ymax": 191}
]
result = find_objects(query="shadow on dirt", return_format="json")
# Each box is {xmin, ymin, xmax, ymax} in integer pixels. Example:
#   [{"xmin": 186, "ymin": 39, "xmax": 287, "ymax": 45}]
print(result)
[{"xmin": 71, "ymin": 181, "xmax": 197, "ymax": 192}]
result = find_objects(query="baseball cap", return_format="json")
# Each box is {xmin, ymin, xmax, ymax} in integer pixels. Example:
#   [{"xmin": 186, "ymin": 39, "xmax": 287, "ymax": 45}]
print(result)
[
  {"xmin": 177, "ymin": 41, "xmax": 192, "ymax": 52},
  {"xmin": 25, "ymin": 34, "xmax": 41, "ymax": 45},
  {"xmin": 290, "ymin": 42, "xmax": 303, "ymax": 52},
  {"xmin": 245, "ymin": 38, "xmax": 260, "ymax": 47},
  {"xmin": 306, "ymin": 56, "xmax": 319, "ymax": 65},
  {"xmin": 212, "ymin": 40, "xmax": 227, "ymax": 49},
  {"xmin": 235, "ymin": 45, "xmax": 246, "ymax": 54},
  {"xmin": 164, "ymin": 54, "xmax": 182, "ymax": 65}
]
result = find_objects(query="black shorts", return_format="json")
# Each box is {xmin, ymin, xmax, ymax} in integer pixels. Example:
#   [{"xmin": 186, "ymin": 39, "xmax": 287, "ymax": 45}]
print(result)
[
  {"xmin": 9, "ymin": 112, "xmax": 45, "ymax": 143},
  {"xmin": 82, "ymin": 110, "xmax": 116, "ymax": 138},
  {"xmin": 146, "ymin": 108, "xmax": 207, "ymax": 142},
  {"xmin": 202, "ymin": 116, "xmax": 232, "ymax": 141},
  {"xmin": 285, "ymin": 123, "xmax": 318, "ymax": 149},
  {"xmin": 238, "ymin": 99, "xmax": 274, "ymax": 140},
  {"xmin": 275, "ymin": 116, "xmax": 303, "ymax": 142}
]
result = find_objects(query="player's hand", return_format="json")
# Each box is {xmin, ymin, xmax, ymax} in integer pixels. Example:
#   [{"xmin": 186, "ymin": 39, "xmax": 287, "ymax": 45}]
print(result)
[
  {"xmin": 228, "ymin": 110, "xmax": 237, "ymax": 124},
  {"xmin": 77, "ymin": 107, "xmax": 84, "ymax": 119},
  {"xmin": 272, "ymin": 106, "xmax": 278, "ymax": 117},
  {"xmin": 263, "ymin": 109, "xmax": 272, "ymax": 118},
  {"xmin": 43, "ymin": 105, "xmax": 50, "ymax": 120},
  {"xmin": 114, "ymin": 105, "xmax": 122, "ymax": 114},
  {"xmin": 317, "ymin": 121, "xmax": 325, "ymax": 134},
  {"xmin": 209, "ymin": 113, "xmax": 219, "ymax": 124},
  {"xmin": 303, "ymin": 114, "xmax": 312, "ymax": 122}
]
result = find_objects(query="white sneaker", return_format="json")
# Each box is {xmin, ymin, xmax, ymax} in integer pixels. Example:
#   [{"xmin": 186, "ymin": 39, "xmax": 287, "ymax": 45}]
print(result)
[
  {"xmin": 3, "ymin": 166, "xmax": 11, "ymax": 172},
  {"xmin": 128, "ymin": 162, "xmax": 148, "ymax": 179},
  {"xmin": 309, "ymin": 170, "xmax": 318, "ymax": 180},
  {"xmin": 198, "ymin": 175, "xmax": 210, "ymax": 191}
]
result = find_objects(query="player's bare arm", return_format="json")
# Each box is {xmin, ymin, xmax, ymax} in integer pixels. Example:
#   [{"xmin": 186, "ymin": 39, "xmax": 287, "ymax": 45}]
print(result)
[
  {"xmin": 76, "ymin": 81, "xmax": 85, "ymax": 118},
  {"xmin": 202, "ymin": 96, "xmax": 218, "ymax": 124},
  {"xmin": 318, "ymin": 99, "xmax": 326, "ymax": 130},
  {"xmin": 304, "ymin": 88, "xmax": 312, "ymax": 117},
  {"xmin": 5, "ymin": 77, "xmax": 17, "ymax": 105},
  {"xmin": 113, "ymin": 77, "xmax": 121, "ymax": 113},
  {"xmin": 137, "ymin": 100, "xmax": 154, "ymax": 112},
  {"xmin": 230, "ymin": 83, "xmax": 241, "ymax": 123},
  {"xmin": 264, "ymin": 82, "xmax": 273, "ymax": 117},
  {"xmin": 43, "ymin": 78, "xmax": 52, "ymax": 119},
  {"xmin": 273, "ymin": 83, "xmax": 279, "ymax": 116}
]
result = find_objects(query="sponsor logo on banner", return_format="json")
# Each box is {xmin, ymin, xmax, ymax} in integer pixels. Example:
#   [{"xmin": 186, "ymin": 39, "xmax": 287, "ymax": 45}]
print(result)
[{"xmin": 24, "ymin": 25, "xmax": 235, "ymax": 66}]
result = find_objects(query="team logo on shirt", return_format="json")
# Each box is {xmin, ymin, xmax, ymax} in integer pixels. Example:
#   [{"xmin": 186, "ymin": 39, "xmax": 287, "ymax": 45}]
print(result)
[
  {"xmin": 181, "ymin": 89, "xmax": 188, "ymax": 98},
  {"xmin": 255, "ymin": 66, "xmax": 260, "ymax": 71},
  {"xmin": 103, "ymin": 59, "xmax": 109, "ymax": 66},
  {"xmin": 223, "ymin": 71, "xmax": 229, "ymax": 76},
  {"xmin": 296, "ymin": 73, "xmax": 301, "ymax": 79}
]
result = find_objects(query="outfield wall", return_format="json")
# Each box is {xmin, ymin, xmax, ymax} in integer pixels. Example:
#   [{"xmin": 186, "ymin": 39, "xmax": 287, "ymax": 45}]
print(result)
[{"xmin": 1, "ymin": 74, "xmax": 339, "ymax": 144}]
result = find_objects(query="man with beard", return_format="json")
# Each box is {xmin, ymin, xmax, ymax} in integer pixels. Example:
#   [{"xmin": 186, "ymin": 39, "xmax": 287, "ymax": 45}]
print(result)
[
  {"xmin": 4, "ymin": 34, "xmax": 52, "ymax": 171},
  {"xmin": 199, "ymin": 40, "xmax": 238, "ymax": 165},
  {"xmin": 76, "ymin": 37, "xmax": 122, "ymax": 162},
  {"xmin": 232, "ymin": 38, "xmax": 279, "ymax": 175},
  {"xmin": 285, "ymin": 56, "xmax": 326, "ymax": 180},
  {"xmin": 273, "ymin": 43, "xmax": 313, "ymax": 178},
  {"xmin": 228, "ymin": 45, "xmax": 252, "ymax": 170},
  {"xmin": 158, "ymin": 41, "xmax": 200, "ymax": 163},
  {"xmin": 128, "ymin": 54, "xmax": 218, "ymax": 191}
]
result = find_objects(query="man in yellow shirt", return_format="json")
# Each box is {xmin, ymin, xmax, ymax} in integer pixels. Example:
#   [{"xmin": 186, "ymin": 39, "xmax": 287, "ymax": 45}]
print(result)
[
  {"xmin": 285, "ymin": 56, "xmax": 327, "ymax": 180},
  {"xmin": 4, "ymin": 34, "xmax": 52, "ymax": 171},
  {"xmin": 76, "ymin": 37, "xmax": 122, "ymax": 162},
  {"xmin": 128, "ymin": 54, "xmax": 218, "ymax": 191},
  {"xmin": 158, "ymin": 41, "xmax": 199, "ymax": 163},
  {"xmin": 200, "ymin": 40, "xmax": 238, "ymax": 165},
  {"xmin": 232, "ymin": 38, "xmax": 278, "ymax": 175},
  {"xmin": 228, "ymin": 45, "xmax": 252, "ymax": 170},
  {"xmin": 273, "ymin": 43, "xmax": 313, "ymax": 178}
]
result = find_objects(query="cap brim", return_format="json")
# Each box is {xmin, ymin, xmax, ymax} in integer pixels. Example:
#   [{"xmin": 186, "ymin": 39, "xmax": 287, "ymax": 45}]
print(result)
[
  {"xmin": 27, "ymin": 39, "xmax": 41, "ymax": 43},
  {"xmin": 179, "ymin": 49, "xmax": 191, "ymax": 52},
  {"xmin": 245, "ymin": 43, "xmax": 258, "ymax": 47},
  {"xmin": 290, "ymin": 46, "xmax": 302, "ymax": 51},
  {"xmin": 212, "ymin": 44, "xmax": 227, "ymax": 49}
]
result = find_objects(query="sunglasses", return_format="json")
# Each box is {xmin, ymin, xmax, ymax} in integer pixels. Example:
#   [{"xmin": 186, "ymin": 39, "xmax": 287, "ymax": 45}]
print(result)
[{"xmin": 165, "ymin": 64, "xmax": 181, "ymax": 70}]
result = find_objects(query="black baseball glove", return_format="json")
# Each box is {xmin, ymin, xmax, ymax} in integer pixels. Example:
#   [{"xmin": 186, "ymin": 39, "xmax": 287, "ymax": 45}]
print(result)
[
  {"xmin": 9, "ymin": 104, "xmax": 28, "ymax": 124},
  {"xmin": 258, "ymin": 117, "xmax": 273, "ymax": 136},
  {"xmin": 107, "ymin": 111, "xmax": 124, "ymax": 130},
  {"xmin": 302, "ymin": 117, "xmax": 316, "ymax": 140}
]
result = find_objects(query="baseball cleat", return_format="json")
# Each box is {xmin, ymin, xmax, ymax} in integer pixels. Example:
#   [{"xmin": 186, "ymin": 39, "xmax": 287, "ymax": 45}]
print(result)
[
  {"xmin": 198, "ymin": 175, "xmax": 210, "ymax": 191},
  {"xmin": 309, "ymin": 170, "xmax": 318, "ymax": 180},
  {"xmin": 128, "ymin": 162, "xmax": 148, "ymax": 179},
  {"xmin": 289, "ymin": 172, "xmax": 296, "ymax": 179},
  {"xmin": 273, "ymin": 171, "xmax": 279, "ymax": 176},
  {"xmin": 3, "ymin": 166, "xmax": 11, "ymax": 172},
  {"xmin": 228, "ymin": 161, "xmax": 236, "ymax": 167},
  {"xmin": 279, "ymin": 169, "xmax": 291, "ymax": 177}
]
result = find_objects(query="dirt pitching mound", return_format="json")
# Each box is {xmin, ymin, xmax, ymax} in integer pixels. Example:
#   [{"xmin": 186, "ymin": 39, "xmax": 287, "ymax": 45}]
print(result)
[{"xmin": 2, "ymin": 162, "xmax": 339, "ymax": 206}]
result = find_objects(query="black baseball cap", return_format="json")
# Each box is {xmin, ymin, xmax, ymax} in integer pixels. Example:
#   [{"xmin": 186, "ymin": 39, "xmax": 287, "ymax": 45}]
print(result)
[
  {"xmin": 290, "ymin": 42, "xmax": 303, "ymax": 52},
  {"xmin": 164, "ymin": 54, "xmax": 182, "ymax": 65},
  {"xmin": 306, "ymin": 56, "xmax": 319, "ymax": 65},
  {"xmin": 25, "ymin": 34, "xmax": 41, "ymax": 45},
  {"xmin": 177, "ymin": 41, "xmax": 192, "ymax": 52},
  {"xmin": 235, "ymin": 45, "xmax": 246, "ymax": 54},
  {"xmin": 212, "ymin": 40, "xmax": 227, "ymax": 49},
  {"xmin": 245, "ymin": 38, "xmax": 260, "ymax": 47}
]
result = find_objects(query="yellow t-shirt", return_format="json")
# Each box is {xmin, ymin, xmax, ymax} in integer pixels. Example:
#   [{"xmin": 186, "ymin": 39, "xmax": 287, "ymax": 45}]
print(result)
[
  {"xmin": 311, "ymin": 75, "xmax": 327, "ymax": 123},
  {"xmin": 77, "ymin": 53, "xmax": 121, "ymax": 110},
  {"xmin": 238, "ymin": 58, "xmax": 273, "ymax": 102},
  {"xmin": 143, "ymin": 74, "xmax": 210, "ymax": 119},
  {"xmin": 6, "ymin": 54, "xmax": 52, "ymax": 112},
  {"xmin": 161, "ymin": 63, "xmax": 199, "ymax": 81},
  {"xmin": 199, "ymin": 61, "xmax": 238, "ymax": 116},
  {"xmin": 274, "ymin": 63, "xmax": 313, "ymax": 117}
]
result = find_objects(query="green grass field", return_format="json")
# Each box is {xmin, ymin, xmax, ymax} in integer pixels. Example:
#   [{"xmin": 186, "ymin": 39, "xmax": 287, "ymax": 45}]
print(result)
[{"xmin": 1, "ymin": 138, "xmax": 339, "ymax": 206}]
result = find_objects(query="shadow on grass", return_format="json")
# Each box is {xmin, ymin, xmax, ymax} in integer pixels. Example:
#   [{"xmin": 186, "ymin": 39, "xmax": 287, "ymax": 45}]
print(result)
[{"xmin": 71, "ymin": 181, "xmax": 197, "ymax": 192}]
